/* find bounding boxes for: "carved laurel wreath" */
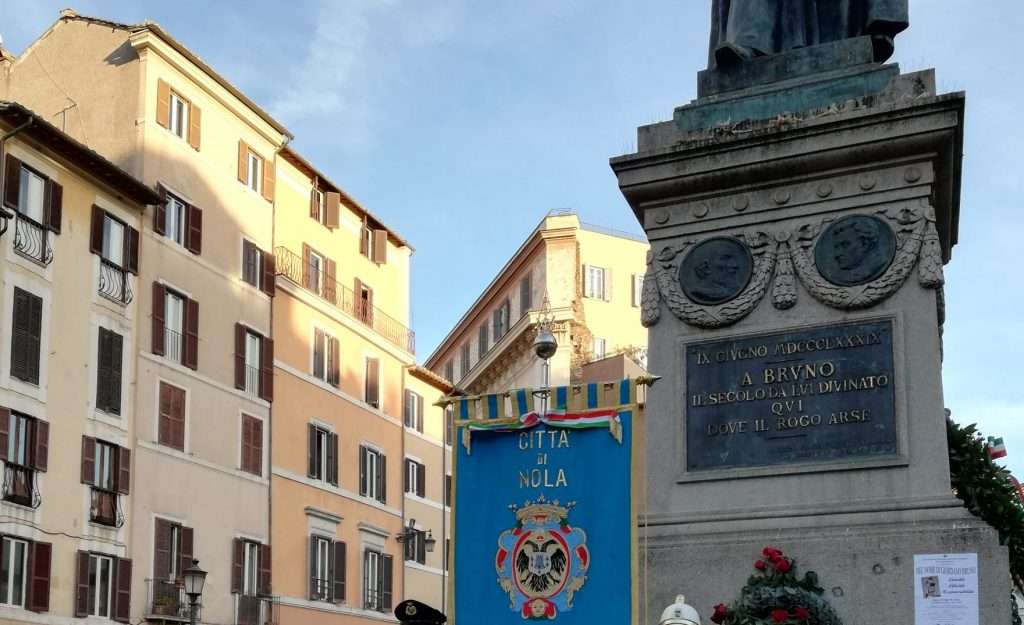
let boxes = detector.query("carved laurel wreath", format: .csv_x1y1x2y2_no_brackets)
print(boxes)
641,203,945,329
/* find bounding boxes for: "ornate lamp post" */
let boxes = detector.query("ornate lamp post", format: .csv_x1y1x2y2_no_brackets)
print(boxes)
396,518,436,552
181,559,207,625
532,297,557,415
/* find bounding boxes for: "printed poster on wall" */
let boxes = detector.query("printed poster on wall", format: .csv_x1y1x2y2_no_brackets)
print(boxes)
913,553,979,625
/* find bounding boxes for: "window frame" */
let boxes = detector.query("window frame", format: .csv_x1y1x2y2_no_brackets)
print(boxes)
168,91,190,140
16,163,46,224
87,553,114,618
404,458,421,496
403,390,422,432
586,265,607,300
164,289,186,364
592,336,607,360
164,191,188,247
243,329,262,396
246,150,263,194
95,326,124,416
363,549,381,610
362,446,382,501
311,535,331,602
0,535,28,607
310,425,330,481
242,239,263,289
157,381,187,451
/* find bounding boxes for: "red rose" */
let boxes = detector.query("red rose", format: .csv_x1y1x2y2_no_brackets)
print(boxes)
794,607,811,620
762,546,782,558
754,560,767,570
771,609,789,623
775,559,793,573
711,603,728,624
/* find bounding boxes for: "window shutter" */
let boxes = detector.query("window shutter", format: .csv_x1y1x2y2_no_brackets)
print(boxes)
156,79,171,128
520,275,532,314
97,329,111,411
152,282,166,355
309,186,320,219
359,226,369,257
261,250,276,297
257,543,271,596
417,531,427,564
32,419,49,472
184,298,199,370
417,462,425,498
259,335,274,402
0,407,9,462
330,337,340,387
402,390,410,426
237,140,248,184
3,155,21,209
308,537,318,599
381,554,393,610
261,156,275,202
325,192,340,228
90,205,104,255
187,103,201,150
240,416,252,472
604,267,613,301
332,541,346,602
379,453,387,504
26,291,42,384
114,558,132,623
307,425,318,478
492,308,501,339
323,258,337,304
362,550,371,607
365,357,379,408
45,180,62,233
125,226,140,274
372,229,387,264
155,186,167,235
179,526,194,581
417,395,424,433
27,540,52,613
231,538,244,594
313,328,325,379
359,446,367,495
10,290,29,381
74,551,89,617
186,204,202,255
302,244,313,290
234,324,246,390
354,277,365,322
251,417,263,476
109,332,123,415
154,518,172,579
81,436,95,485
116,445,131,495
326,432,338,486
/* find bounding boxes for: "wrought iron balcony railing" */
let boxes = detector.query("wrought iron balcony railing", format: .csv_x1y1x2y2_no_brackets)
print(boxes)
244,364,260,396
274,246,415,354
235,593,274,625
89,487,125,528
13,212,53,266
2,463,41,508
144,579,199,622
164,328,184,365
98,258,133,305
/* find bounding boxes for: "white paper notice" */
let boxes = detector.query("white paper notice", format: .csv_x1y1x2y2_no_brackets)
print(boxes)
914,553,979,625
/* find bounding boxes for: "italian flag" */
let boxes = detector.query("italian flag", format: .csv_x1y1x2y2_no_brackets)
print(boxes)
988,437,1007,460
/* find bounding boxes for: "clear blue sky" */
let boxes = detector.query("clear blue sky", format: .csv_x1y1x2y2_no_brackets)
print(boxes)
3,2,1021,476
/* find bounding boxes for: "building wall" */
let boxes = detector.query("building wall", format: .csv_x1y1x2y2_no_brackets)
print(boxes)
576,227,648,360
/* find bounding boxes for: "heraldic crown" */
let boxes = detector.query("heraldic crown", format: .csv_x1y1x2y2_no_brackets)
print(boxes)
509,494,576,525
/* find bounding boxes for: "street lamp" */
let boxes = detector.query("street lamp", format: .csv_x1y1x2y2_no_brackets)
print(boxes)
397,518,436,553
181,559,207,625
532,296,557,415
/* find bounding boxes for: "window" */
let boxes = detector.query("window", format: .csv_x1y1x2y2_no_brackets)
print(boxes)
234,324,273,402
164,193,187,246
10,288,42,385
313,329,340,387
244,331,261,395
101,215,124,267
459,344,471,378
592,337,607,360
240,415,263,476
155,189,201,254
445,406,453,447
74,552,129,619
96,328,123,415
360,225,387,264
362,550,392,612
632,273,644,308
359,445,386,504
309,536,344,603
444,361,454,383
83,437,129,528
247,151,263,194
307,250,323,295
403,390,423,433
242,541,259,596
157,80,200,149
585,265,610,300
478,324,489,359
355,280,373,325
169,92,189,139
404,530,427,565
151,518,191,616
3,157,61,263
492,299,510,339
404,459,425,498
242,240,262,289
158,382,186,451
17,167,46,224
307,425,337,486
0,537,27,607
152,283,198,369
165,290,185,364
88,554,113,617
312,189,326,223
237,141,273,202
520,274,532,316
360,227,373,259
232,539,270,600
364,357,380,409
91,207,139,303
1,410,49,508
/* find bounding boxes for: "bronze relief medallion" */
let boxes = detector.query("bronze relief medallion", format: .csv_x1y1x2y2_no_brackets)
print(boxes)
814,214,897,286
679,237,753,305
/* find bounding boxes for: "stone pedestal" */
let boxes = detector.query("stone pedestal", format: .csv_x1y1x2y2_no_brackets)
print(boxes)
612,52,1009,624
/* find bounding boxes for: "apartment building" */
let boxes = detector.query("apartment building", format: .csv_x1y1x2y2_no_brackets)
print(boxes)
0,101,159,622
3,12,287,624
425,211,649,394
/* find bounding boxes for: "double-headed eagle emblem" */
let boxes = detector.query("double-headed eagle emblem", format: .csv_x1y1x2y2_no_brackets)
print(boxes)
495,495,590,620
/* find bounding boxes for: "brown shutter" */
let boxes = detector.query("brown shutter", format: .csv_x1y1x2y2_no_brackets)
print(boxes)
261,250,276,297
604,267,613,301
81,436,95,485
125,226,140,274
156,79,171,128
372,229,387,264
90,205,104,254
114,558,132,623
45,180,62,233
332,541,346,602
325,192,340,228
259,336,274,402
237,140,248,184
381,554,393,610
186,204,202,255
359,446,367,495
261,155,275,202
183,298,199,370
326,432,337,486
155,186,167,235
249,417,263,476
108,332,123,415
179,527,194,581
379,453,387,504
234,324,246,390
116,445,131,495
365,357,379,407
302,244,312,290
323,258,336,304
309,537,319,599
151,282,166,355
240,416,252,472
417,462,425,498
158,383,172,447
417,395,425,433
154,518,172,579
32,419,49,472
27,540,52,612
354,278,364,321
187,103,201,150
259,543,272,596
330,338,340,386
0,407,9,462
359,226,369,256
231,538,244,594
74,551,89,617
309,186,319,219
3,155,21,210
308,425,318,478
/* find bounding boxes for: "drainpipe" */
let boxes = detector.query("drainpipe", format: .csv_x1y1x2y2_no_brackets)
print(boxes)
0,114,34,235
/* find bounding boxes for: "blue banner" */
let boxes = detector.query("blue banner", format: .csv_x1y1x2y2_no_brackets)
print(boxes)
452,408,635,624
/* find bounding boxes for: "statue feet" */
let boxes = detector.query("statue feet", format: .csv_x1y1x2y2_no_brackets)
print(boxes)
714,43,757,67
870,34,895,63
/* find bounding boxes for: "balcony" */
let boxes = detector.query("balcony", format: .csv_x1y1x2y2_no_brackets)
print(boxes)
274,246,415,354
144,580,199,622
164,328,184,364
235,594,275,625
2,463,41,508
12,212,53,266
99,258,133,304
89,488,125,527
244,364,259,396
